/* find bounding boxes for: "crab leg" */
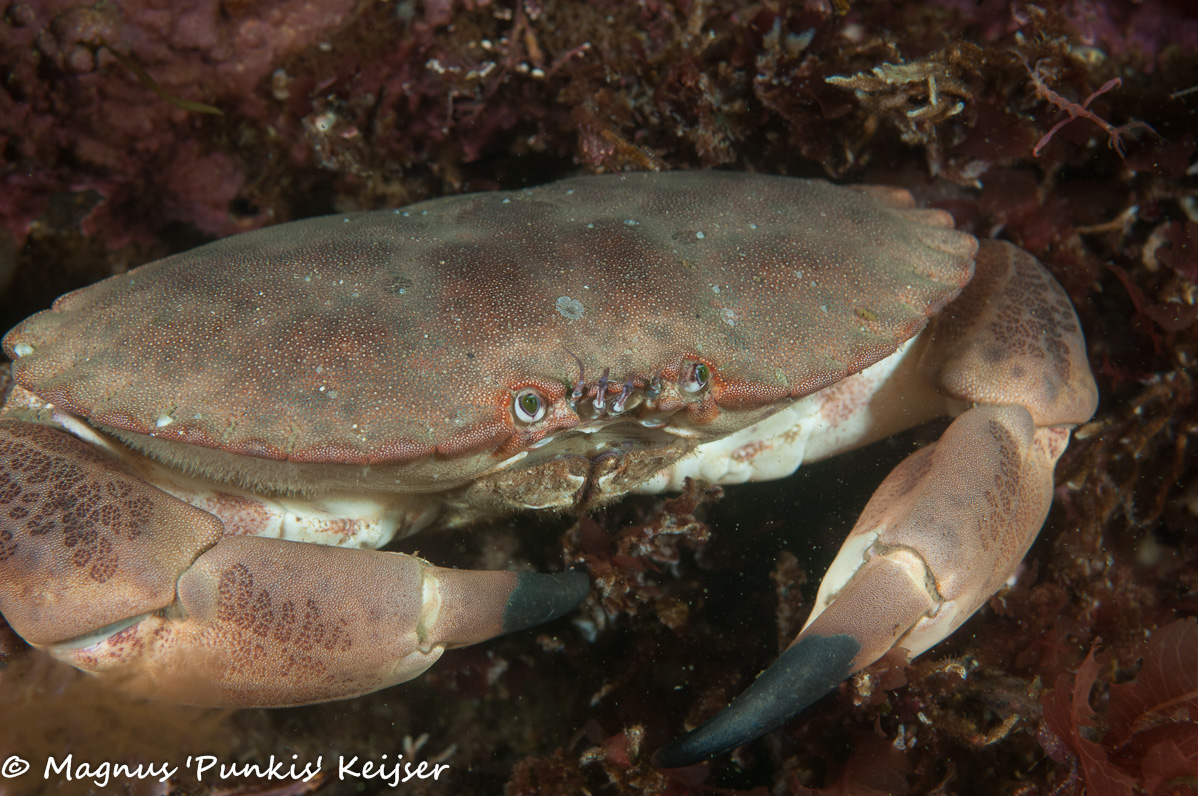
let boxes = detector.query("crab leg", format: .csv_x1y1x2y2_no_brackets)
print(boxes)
0,421,587,707
655,241,1098,766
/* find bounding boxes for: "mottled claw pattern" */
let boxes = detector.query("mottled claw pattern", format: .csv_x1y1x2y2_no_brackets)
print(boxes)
0,421,587,706
654,240,1095,766
0,173,1095,762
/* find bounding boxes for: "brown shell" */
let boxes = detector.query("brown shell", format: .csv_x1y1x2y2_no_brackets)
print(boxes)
4,172,976,471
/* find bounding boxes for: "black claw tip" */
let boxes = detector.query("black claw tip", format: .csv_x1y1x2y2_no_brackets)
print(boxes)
652,633,861,769
502,570,590,634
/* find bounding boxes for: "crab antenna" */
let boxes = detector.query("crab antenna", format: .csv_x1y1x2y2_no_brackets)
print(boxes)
594,368,610,412
564,348,586,407
647,371,662,401
611,375,636,414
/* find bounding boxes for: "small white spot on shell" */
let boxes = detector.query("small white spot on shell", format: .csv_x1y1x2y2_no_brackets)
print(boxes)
749,222,758,230
624,219,639,226
711,285,721,294
12,343,32,357
720,308,737,326
556,296,585,321
695,230,705,239
155,414,174,428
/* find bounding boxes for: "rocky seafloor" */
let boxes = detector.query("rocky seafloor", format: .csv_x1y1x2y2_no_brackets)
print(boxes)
0,0,1195,794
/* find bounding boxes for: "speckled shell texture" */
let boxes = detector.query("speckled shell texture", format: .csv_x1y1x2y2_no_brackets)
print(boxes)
5,172,976,468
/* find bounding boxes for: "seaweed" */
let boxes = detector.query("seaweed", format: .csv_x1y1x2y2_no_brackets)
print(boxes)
1039,619,1198,795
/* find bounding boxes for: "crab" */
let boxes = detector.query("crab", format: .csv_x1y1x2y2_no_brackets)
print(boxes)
0,171,1096,766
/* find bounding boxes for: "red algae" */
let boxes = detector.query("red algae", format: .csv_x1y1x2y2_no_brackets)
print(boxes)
1038,619,1198,795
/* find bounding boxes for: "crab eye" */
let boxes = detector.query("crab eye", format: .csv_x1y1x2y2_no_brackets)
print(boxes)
682,361,711,393
513,388,547,423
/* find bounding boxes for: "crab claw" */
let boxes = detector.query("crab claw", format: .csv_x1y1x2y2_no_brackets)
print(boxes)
0,421,588,706
654,404,1068,767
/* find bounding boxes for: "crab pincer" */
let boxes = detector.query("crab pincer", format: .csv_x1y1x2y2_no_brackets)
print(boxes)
0,421,586,706
654,242,1096,766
